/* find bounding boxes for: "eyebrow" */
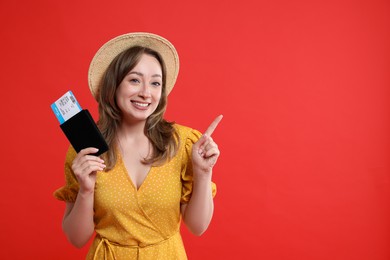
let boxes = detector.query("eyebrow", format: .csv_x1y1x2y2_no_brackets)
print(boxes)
128,71,162,78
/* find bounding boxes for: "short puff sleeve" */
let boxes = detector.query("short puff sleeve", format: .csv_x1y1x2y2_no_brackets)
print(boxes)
53,146,79,202
180,128,217,204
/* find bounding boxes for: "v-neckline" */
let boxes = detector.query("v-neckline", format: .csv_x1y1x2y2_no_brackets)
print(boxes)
117,149,153,192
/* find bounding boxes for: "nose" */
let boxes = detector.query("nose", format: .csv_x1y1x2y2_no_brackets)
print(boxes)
138,83,151,98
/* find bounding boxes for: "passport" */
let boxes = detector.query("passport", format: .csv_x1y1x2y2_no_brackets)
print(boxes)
51,91,108,156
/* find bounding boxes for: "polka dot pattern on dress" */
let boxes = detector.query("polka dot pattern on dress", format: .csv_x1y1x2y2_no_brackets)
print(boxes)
54,124,217,259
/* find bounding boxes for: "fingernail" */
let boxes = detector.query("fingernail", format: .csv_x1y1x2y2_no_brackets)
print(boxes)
198,149,203,155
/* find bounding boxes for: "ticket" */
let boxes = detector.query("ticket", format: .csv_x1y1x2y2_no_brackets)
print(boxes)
51,90,82,124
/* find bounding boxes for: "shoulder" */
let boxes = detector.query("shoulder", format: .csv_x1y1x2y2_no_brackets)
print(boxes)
65,145,77,163
173,123,201,137
173,123,202,145
173,123,194,133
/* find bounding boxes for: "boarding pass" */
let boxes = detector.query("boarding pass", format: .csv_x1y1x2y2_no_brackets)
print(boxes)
51,90,82,124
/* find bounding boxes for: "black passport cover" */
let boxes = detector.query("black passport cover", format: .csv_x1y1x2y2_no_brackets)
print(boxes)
60,109,108,156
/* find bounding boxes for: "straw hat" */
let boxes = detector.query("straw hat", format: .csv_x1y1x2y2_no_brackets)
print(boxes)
88,32,179,99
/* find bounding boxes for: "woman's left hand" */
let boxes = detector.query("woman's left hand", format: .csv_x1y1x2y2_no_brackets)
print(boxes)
192,115,223,175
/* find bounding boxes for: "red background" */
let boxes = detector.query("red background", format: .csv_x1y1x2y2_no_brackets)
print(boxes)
1,0,389,259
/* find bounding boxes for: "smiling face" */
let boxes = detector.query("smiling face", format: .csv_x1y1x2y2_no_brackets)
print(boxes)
115,53,163,124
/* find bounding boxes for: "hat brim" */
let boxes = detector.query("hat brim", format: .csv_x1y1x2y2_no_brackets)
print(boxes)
88,32,179,100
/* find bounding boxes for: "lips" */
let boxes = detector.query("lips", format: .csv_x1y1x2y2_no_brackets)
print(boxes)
131,101,150,108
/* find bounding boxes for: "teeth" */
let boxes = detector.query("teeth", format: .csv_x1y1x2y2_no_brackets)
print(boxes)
133,102,149,107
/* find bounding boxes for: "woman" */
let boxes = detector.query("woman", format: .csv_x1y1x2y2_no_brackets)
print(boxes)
54,32,222,259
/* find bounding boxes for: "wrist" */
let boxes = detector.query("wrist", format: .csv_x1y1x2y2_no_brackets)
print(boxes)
78,189,94,199
193,171,213,182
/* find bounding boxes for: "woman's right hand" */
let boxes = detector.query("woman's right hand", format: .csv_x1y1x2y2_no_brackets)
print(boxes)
71,147,106,194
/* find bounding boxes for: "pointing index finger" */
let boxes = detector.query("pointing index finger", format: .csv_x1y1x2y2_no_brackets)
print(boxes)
204,115,223,136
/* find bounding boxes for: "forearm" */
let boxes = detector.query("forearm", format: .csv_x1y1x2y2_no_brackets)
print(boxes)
182,172,214,236
63,191,95,248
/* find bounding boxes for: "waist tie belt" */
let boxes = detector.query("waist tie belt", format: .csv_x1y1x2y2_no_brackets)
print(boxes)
93,232,178,260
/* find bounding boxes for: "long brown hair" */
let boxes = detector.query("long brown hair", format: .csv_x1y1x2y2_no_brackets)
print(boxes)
97,46,179,170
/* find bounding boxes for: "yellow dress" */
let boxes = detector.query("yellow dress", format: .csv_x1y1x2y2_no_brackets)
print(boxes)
54,124,217,260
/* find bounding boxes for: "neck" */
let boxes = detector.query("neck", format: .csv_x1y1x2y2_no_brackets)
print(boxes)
116,119,151,160
117,118,147,141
